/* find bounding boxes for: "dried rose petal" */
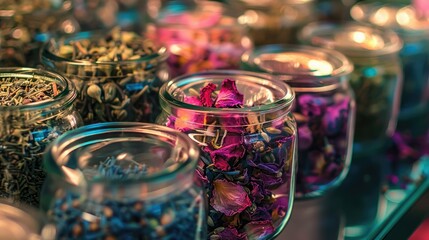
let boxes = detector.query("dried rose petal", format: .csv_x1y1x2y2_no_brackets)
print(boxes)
298,125,313,150
298,94,328,117
214,78,244,108
216,227,247,240
243,220,275,239
210,143,246,171
270,196,289,221
211,179,252,216
200,83,217,107
184,95,202,106
322,97,349,136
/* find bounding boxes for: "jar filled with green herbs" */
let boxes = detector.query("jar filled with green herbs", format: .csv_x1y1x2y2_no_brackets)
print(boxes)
299,22,403,155
41,27,169,124
0,67,82,207
0,0,80,67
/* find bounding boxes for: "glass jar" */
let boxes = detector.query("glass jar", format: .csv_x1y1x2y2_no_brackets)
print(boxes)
157,70,297,239
41,28,169,124
351,1,429,135
146,0,253,78
42,122,206,239
237,0,316,46
299,22,403,155
0,199,56,240
241,44,356,198
0,67,82,207
0,0,80,67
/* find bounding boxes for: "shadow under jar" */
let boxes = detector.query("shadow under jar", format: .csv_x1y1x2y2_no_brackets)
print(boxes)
145,0,253,78
299,22,403,156
41,28,169,124
0,67,82,207
0,0,80,67
156,70,297,239
351,1,429,135
241,44,356,199
41,122,206,240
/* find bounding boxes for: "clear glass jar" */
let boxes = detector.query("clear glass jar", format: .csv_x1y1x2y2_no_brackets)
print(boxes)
42,122,206,239
0,199,56,240
237,0,316,46
0,0,80,67
351,1,429,135
146,0,253,77
0,67,82,207
41,28,170,124
241,44,356,198
299,22,403,155
157,70,297,239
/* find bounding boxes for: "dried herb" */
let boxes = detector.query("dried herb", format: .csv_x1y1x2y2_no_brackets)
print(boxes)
0,75,76,206
163,79,295,239
43,27,167,124
294,92,352,197
49,156,204,239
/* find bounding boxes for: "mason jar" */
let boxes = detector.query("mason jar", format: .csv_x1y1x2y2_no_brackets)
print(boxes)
41,28,170,124
157,70,297,239
0,0,80,67
0,199,56,240
351,1,429,135
145,0,253,78
42,122,206,239
241,44,356,198
299,22,403,155
0,67,82,207
237,0,316,46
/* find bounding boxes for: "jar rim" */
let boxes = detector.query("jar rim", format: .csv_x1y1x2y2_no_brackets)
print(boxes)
159,69,295,115
41,30,169,67
298,21,403,57
0,67,77,113
241,44,353,82
44,122,200,185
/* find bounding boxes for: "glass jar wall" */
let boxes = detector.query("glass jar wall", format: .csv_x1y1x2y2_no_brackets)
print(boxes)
351,1,429,135
42,122,206,239
0,67,82,207
156,70,297,239
299,22,403,155
41,28,170,124
145,0,253,77
0,0,80,67
241,44,356,198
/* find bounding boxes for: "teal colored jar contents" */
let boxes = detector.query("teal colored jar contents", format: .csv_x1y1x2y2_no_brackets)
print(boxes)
299,22,403,154
241,44,356,198
42,122,206,239
157,70,297,239
351,1,429,135
0,68,82,207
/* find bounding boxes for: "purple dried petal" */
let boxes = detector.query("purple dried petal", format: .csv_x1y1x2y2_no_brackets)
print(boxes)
200,83,217,107
247,153,282,174
219,114,248,133
298,94,328,117
270,196,289,221
298,125,313,150
243,220,275,239
209,143,245,171
214,78,244,108
322,97,349,136
251,181,266,203
211,179,252,216
252,171,285,189
217,227,247,240
184,95,202,106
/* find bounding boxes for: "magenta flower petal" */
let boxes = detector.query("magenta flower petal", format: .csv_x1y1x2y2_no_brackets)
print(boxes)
217,227,247,240
210,143,246,171
243,220,275,239
214,78,244,108
211,179,252,216
184,95,202,106
322,97,349,136
298,94,328,117
298,125,313,150
200,83,217,107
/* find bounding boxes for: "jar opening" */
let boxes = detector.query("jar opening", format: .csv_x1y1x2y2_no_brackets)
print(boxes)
45,123,199,185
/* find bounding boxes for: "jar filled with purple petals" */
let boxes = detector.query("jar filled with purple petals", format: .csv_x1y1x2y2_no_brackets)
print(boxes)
241,44,356,198
157,70,297,239
145,0,253,78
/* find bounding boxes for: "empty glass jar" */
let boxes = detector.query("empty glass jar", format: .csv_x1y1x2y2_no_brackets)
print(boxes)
241,44,356,198
145,0,253,77
157,70,297,239
351,1,429,135
299,22,403,155
0,67,82,207
42,122,206,239
41,28,169,124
